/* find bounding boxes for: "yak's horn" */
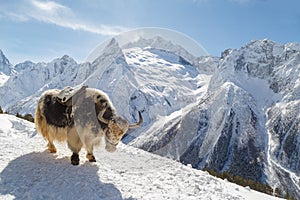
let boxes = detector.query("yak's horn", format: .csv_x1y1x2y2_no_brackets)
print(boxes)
98,109,109,124
129,111,143,129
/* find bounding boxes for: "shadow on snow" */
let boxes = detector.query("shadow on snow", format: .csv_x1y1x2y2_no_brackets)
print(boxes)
0,152,128,200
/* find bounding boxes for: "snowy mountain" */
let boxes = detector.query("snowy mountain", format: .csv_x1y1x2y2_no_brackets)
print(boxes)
0,54,79,114
122,36,197,64
0,37,299,198
214,40,300,198
0,50,13,87
0,114,282,199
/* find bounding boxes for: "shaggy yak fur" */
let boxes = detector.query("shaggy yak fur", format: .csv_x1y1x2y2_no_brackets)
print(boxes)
35,86,142,165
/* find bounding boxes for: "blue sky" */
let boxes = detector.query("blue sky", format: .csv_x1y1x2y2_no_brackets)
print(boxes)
0,0,299,64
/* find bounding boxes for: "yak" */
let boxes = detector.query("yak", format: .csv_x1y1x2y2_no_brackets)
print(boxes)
35,86,143,165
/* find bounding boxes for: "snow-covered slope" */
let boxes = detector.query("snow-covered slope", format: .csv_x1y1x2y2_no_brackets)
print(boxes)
0,37,299,198
0,114,281,200
123,36,198,64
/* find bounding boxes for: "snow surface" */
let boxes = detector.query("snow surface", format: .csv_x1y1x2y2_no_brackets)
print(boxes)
0,114,281,200
0,73,9,87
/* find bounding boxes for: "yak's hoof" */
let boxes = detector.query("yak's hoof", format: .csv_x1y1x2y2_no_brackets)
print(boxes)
71,153,80,165
49,148,57,153
47,144,57,153
87,154,96,162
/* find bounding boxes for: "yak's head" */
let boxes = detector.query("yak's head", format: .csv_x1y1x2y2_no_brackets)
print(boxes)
98,109,143,152
70,87,143,152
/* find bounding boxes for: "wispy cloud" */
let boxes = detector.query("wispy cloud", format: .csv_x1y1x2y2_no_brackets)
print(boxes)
0,0,129,36
30,0,65,12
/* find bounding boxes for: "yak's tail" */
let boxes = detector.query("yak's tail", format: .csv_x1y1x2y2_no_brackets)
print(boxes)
35,100,48,140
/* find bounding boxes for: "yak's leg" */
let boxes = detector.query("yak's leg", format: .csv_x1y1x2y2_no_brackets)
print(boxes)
42,124,56,153
85,140,96,162
47,141,57,153
70,153,80,166
67,127,83,165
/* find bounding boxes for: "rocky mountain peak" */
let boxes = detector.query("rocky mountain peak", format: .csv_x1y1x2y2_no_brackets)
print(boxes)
0,50,12,75
91,38,124,65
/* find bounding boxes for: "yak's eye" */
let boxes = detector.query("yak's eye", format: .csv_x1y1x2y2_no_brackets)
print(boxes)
97,95,101,99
